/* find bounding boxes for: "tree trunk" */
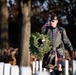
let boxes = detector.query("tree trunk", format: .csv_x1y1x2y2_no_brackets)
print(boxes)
0,1,9,49
20,0,31,66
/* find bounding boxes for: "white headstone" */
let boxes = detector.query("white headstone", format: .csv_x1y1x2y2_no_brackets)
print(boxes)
72,60,76,75
35,71,50,75
4,63,11,75
39,61,42,71
36,61,39,72
11,65,19,75
32,61,36,74
20,67,32,75
0,62,4,75
65,60,69,75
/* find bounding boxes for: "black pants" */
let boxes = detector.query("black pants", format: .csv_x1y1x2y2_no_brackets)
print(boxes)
50,69,62,75
50,71,56,75
49,68,56,75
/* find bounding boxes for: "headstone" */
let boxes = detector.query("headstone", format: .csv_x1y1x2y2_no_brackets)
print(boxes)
4,63,11,75
20,67,32,75
0,62,4,75
11,65,19,75
65,60,69,75
72,60,76,75
35,71,50,75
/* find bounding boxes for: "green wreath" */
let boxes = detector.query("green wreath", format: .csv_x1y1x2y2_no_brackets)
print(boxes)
30,32,52,59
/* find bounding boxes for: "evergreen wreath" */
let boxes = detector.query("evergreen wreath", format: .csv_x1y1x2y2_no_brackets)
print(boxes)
30,32,52,59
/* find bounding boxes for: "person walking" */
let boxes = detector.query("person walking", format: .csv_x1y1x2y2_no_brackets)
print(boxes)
41,13,73,75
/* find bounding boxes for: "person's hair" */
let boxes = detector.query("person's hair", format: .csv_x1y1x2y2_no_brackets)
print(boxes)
49,13,58,21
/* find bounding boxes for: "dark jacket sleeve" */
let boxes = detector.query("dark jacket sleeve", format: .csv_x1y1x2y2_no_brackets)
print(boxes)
41,24,49,34
62,28,73,51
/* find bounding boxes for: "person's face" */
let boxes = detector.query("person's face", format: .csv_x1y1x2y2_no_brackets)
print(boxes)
50,16,58,28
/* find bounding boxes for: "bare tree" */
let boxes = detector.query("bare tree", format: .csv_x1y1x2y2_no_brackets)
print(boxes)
0,0,9,49
18,0,31,66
